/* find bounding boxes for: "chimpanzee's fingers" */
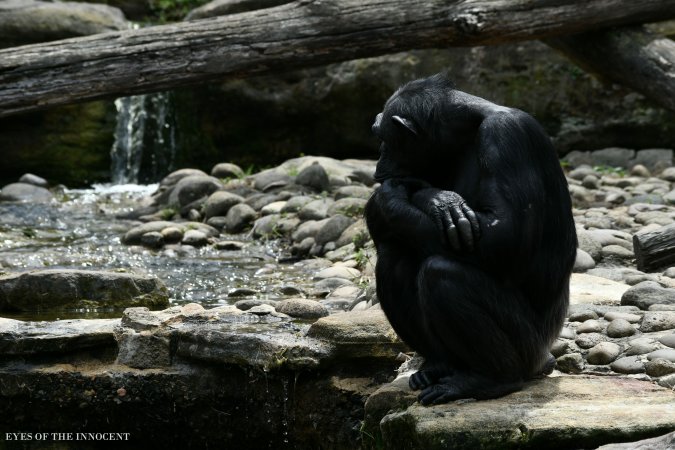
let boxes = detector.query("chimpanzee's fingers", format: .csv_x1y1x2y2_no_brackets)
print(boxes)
462,204,481,240
446,204,466,251
441,208,461,251
456,217,474,251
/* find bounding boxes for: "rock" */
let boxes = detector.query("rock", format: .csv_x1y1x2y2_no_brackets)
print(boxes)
660,334,675,349
622,281,675,309
123,221,218,245
630,164,651,177
659,374,675,389
573,249,595,272
252,214,299,238
260,201,287,216
551,339,570,358
555,353,584,373
204,191,244,218
185,0,290,20
211,162,244,179
327,197,368,218
168,175,224,207
295,162,330,192
631,148,674,173
315,215,355,247
0,317,117,355
0,182,53,202
161,227,183,243
0,0,127,48
215,240,246,251
626,338,659,356
648,349,675,362
335,219,370,248
298,198,335,221
245,193,282,211
597,432,675,450
276,299,329,320
281,195,314,213
234,299,278,311
374,375,675,449
569,310,598,322
224,203,257,233
610,356,645,374
586,342,622,365
18,173,48,187
603,311,642,323
645,359,675,377
639,311,675,332
606,319,636,338
186,208,202,222
559,327,576,339
227,287,257,298
314,266,361,281
0,269,169,311
335,185,372,200
181,230,208,247
291,219,328,242
576,333,606,349
115,326,171,369
140,231,164,248
253,170,292,191
576,319,604,334
570,274,630,305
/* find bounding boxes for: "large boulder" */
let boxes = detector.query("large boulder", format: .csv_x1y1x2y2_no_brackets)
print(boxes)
0,269,169,311
0,182,53,202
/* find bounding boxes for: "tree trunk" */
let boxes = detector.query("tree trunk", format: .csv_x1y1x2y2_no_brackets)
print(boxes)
546,26,675,112
633,223,675,272
1,0,675,117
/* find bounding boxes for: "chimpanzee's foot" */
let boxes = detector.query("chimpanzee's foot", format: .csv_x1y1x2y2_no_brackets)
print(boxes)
418,371,523,405
409,361,454,391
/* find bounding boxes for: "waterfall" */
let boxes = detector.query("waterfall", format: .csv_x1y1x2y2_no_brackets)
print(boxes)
110,92,176,184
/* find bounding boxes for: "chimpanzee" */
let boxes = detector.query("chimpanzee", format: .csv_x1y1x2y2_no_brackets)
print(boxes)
364,73,577,405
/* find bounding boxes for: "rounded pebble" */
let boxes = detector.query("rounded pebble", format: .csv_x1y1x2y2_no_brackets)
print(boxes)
576,332,606,349
606,318,636,338
659,334,675,349
569,310,598,322
586,342,622,365
576,319,604,334
645,358,675,377
276,298,329,320
610,356,645,374
603,311,642,323
647,349,675,362
556,353,584,374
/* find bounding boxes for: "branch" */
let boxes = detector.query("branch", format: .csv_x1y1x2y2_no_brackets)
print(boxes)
547,26,675,112
1,0,675,117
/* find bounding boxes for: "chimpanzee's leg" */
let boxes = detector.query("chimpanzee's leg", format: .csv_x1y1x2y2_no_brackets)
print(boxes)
409,256,551,404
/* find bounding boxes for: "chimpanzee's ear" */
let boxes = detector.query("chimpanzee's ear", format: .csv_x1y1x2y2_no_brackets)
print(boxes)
391,115,418,136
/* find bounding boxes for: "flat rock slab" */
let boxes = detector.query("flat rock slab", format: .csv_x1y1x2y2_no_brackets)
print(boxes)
570,274,631,305
0,317,118,355
375,375,675,449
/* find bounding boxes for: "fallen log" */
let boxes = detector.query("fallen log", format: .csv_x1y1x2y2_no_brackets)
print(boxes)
546,26,675,112
633,223,675,272
1,0,675,117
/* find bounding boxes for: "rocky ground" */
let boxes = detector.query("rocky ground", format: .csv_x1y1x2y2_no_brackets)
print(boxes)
1,150,675,448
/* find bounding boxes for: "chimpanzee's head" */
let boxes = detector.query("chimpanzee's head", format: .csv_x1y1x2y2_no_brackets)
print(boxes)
372,73,481,183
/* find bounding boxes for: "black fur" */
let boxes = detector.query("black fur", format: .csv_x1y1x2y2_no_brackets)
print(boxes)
365,74,577,405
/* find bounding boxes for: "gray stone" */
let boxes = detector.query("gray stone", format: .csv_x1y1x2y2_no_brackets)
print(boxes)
295,162,330,192
568,165,597,180
606,319,636,338
234,299,278,311
168,175,223,207
586,342,622,365
626,338,659,356
631,148,674,172
245,193,281,211
622,281,675,309
551,339,570,358
610,356,646,374
204,191,244,218
0,182,53,202
576,332,606,349
291,237,315,256
227,287,257,298
215,240,246,251
276,298,329,320
645,359,675,377
559,327,576,340
186,208,202,222
186,0,290,20
18,173,48,187
649,304,675,311
603,311,642,323
253,169,292,192
569,310,598,322
315,215,355,247
252,214,299,238
648,349,675,363
629,164,651,177
327,197,368,218
123,221,218,245
0,269,169,311
140,231,164,248
573,249,595,272
182,229,208,247
556,353,585,373
659,334,675,349
334,185,372,200
224,203,257,233
281,195,313,213
592,148,636,168
211,162,244,179
659,374,675,389
335,219,370,249
640,311,675,333
601,245,634,259
260,200,287,216
314,266,361,280
298,198,335,221
577,319,604,334
160,226,183,243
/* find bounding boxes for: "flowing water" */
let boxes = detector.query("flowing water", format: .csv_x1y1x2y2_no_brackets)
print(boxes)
0,184,315,321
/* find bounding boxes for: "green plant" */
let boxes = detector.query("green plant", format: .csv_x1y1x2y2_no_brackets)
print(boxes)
593,165,626,177
149,0,211,23
159,208,177,220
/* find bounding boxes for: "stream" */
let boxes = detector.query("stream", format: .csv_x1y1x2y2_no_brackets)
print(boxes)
0,183,315,321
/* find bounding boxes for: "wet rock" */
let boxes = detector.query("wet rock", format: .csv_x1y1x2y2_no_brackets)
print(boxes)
586,342,622,365
0,269,169,311
659,374,675,389
140,231,164,248
182,230,208,247
18,173,48,187
276,298,329,320
645,359,675,377
606,319,636,338
224,203,257,233
555,354,584,373
0,182,53,202
295,162,330,192
204,191,244,219
622,281,675,309
252,214,299,238
115,326,171,369
647,349,675,362
610,356,645,374
234,299,278,311
639,311,675,332
211,162,244,179
227,287,258,298
168,175,224,207
215,240,246,251
0,317,117,355
123,221,218,245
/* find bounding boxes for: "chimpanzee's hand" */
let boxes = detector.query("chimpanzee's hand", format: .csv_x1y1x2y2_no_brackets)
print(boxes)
415,190,480,252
